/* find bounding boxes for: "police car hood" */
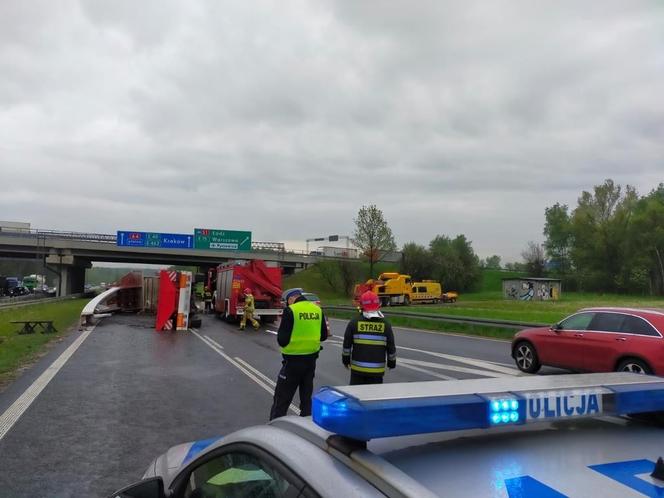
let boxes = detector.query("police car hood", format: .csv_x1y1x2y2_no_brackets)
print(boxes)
145,436,223,482
371,416,664,498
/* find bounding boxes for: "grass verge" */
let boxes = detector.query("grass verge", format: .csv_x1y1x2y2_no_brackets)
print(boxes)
290,266,664,332
325,310,516,340
0,299,86,387
398,293,664,324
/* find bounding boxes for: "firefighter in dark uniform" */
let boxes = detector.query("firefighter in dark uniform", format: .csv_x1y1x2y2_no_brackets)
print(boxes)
342,290,396,385
269,288,328,420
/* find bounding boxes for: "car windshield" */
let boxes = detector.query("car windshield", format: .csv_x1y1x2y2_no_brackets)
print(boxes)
303,293,320,302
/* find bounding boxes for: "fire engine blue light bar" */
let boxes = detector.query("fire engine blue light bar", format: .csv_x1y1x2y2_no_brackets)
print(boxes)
311,374,664,441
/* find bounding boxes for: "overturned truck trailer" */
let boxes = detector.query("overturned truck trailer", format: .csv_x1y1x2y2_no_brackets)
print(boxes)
155,270,198,331
79,272,144,327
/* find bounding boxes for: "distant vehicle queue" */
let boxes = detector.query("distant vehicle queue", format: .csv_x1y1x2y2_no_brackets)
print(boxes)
0,274,53,297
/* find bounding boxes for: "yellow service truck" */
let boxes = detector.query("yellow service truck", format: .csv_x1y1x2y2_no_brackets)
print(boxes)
355,273,453,306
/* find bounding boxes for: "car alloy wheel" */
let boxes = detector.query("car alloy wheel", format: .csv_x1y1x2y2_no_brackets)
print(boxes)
621,362,646,374
516,344,534,370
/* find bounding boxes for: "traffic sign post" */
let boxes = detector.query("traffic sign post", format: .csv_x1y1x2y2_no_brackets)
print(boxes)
194,229,252,251
117,231,194,249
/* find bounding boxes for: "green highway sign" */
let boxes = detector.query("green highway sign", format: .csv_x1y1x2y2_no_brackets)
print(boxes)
194,228,252,251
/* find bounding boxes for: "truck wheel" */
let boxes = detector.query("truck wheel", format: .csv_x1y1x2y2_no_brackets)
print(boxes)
190,317,202,328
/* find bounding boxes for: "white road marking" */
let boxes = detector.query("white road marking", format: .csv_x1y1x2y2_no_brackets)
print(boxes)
266,330,277,335
328,317,512,343
234,357,300,415
325,333,518,376
204,335,224,349
326,342,496,379
399,357,505,378
0,325,96,442
191,329,299,415
395,346,520,376
397,362,457,380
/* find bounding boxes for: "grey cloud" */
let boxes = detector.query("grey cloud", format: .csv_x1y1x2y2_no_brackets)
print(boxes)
1,0,663,261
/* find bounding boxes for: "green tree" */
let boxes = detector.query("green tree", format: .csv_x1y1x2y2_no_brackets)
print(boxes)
628,184,664,295
570,179,638,291
429,235,481,292
314,261,342,294
484,255,501,269
400,242,432,280
543,203,572,275
504,262,526,272
352,205,397,278
521,241,546,277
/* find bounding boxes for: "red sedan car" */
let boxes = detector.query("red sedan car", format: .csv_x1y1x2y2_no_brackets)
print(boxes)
512,307,664,375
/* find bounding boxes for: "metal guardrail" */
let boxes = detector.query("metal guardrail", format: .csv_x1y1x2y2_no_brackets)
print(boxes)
0,293,85,310
0,293,47,306
323,305,550,330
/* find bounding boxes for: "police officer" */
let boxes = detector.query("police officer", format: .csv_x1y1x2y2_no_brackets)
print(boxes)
342,290,396,385
240,288,260,330
269,288,328,420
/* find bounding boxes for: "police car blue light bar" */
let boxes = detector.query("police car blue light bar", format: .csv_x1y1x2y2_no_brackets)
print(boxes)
311,373,664,441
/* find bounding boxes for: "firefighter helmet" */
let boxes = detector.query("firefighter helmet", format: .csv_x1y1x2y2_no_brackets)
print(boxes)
359,291,381,312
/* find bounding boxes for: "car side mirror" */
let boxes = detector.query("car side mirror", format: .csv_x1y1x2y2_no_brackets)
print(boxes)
551,323,562,332
108,477,165,498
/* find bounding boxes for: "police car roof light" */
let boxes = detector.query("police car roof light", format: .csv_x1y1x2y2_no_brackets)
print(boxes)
311,373,664,441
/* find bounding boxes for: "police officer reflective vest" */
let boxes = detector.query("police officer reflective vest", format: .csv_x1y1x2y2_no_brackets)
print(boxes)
280,300,323,355
342,314,396,376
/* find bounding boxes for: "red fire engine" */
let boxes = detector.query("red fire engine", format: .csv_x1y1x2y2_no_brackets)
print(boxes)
212,260,283,323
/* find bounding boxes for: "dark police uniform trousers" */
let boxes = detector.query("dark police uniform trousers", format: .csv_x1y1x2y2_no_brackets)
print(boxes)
269,297,328,420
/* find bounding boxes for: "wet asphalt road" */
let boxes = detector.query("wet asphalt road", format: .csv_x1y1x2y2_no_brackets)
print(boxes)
0,313,537,498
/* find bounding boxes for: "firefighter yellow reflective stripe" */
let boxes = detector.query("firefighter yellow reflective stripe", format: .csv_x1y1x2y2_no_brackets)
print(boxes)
351,360,385,373
351,365,386,373
354,339,387,346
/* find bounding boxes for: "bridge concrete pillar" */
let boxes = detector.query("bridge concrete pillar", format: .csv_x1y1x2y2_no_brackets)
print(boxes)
46,252,90,296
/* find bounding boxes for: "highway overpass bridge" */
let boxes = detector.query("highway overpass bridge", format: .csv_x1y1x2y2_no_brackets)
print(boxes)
0,230,317,296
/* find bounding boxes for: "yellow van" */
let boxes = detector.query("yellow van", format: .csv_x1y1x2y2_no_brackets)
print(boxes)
411,280,442,304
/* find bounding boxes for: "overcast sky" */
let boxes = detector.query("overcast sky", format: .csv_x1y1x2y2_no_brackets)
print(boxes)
1,1,663,261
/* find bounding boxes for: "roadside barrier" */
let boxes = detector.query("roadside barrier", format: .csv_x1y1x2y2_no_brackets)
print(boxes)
323,305,549,330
